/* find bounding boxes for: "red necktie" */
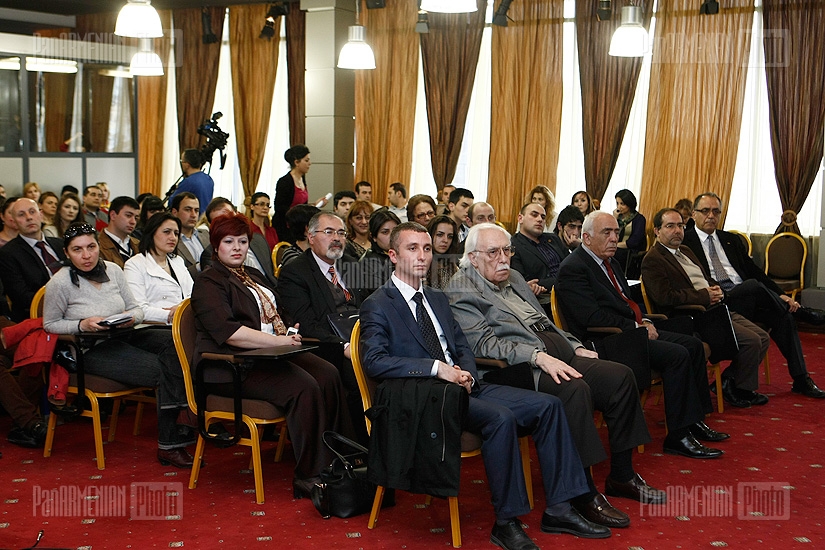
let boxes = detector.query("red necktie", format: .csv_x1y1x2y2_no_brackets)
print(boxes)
36,241,62,275
604,260,642,324
328,266,351,302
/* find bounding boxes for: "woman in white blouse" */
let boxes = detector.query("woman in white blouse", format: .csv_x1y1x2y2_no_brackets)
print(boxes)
124,213,194,325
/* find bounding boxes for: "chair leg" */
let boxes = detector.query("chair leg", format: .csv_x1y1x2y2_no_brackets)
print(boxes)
712,364,724,413
189,436,206,490
273,424,287,463
367,486,385,529
247,420,265,504
133,401,145,436
87,392,106,470
518,437,533,510
108,398,122,443
763,354,771,385
43,409,58,458
449,496,462,548
424,495,433,506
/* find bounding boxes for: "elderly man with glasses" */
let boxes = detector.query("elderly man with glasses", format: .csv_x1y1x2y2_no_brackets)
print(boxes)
444,223,665,530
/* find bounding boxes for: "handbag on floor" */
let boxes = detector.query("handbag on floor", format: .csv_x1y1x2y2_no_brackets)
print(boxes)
310,431,377,519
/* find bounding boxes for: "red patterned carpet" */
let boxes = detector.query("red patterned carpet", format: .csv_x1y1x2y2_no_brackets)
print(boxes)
2,333,825,549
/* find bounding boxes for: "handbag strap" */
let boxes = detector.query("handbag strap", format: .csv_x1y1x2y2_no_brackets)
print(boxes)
322,431,368,473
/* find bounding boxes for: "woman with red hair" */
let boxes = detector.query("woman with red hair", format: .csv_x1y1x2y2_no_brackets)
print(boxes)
190,213,351,498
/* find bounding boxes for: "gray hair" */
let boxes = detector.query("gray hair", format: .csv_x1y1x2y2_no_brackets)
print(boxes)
307,211,344,234
582,211,613,238
459,223,511,268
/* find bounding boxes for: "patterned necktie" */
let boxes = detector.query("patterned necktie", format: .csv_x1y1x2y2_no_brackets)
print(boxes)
706,235,735,291
412,292,446,362
604,260,642,324
36,241,61,275
113,239,132,263
328,265,352,301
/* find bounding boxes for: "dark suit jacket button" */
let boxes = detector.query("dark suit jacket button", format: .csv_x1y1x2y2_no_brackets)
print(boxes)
430,432,437,439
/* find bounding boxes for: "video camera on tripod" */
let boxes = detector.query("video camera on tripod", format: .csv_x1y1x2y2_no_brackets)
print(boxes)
198,111,230,170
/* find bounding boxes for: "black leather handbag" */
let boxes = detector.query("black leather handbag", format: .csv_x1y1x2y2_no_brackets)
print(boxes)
310,431,377,519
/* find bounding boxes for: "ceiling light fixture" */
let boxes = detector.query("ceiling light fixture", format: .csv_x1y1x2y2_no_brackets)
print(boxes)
608,4,649,57
114,0,163,38
492,0,513,27
202,7,219,44
415,9,429,33
420,0,477,13
337,0,376,70
700,0,719,15
597,0,612,21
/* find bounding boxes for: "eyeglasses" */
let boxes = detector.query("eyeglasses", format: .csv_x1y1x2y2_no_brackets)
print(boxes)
313,228,347,237
662,222,686,230
695,208,722,216
63,223,96,240
473,246,515,259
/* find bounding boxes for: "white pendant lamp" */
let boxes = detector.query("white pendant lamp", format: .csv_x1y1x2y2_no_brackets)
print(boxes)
115,0,163,38
337,1,376,70
420,0,478,13
608,6,649,57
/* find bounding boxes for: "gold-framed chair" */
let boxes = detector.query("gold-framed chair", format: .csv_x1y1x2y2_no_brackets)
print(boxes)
172,299,288,504
350,320,531,548
727,230,753,257
34,287,155,470
271,241,291,278
764,232,807,302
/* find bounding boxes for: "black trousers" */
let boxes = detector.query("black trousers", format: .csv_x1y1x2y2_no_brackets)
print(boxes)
725,279,807,379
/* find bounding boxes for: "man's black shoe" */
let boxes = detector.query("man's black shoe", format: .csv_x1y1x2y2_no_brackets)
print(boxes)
738,389,769,406
795,306,825,326
663,433,723,459
792,376,825,399
8,427,39,448
540,508,611,538
573,492,630,527
718,378,751,408
689,421,730,442
490,520,539,550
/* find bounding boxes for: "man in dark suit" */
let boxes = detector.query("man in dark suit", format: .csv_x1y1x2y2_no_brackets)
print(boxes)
0,198,66,321
171,192,210,278
556,211,726,459
642,208,769,408
360,222,610,549
98,196,139,268
511,203,572,294
683,192,825,398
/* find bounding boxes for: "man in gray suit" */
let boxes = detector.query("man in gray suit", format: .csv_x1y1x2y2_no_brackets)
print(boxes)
170,192,210,277
444,223,664,529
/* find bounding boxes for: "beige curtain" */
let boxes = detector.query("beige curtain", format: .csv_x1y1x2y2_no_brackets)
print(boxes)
639,0,753,225
355,0,418,202
488,0,564,228
174,6,225,152
229,4,280,208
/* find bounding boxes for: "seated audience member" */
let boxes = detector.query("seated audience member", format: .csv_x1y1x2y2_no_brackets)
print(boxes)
447,223,664,527
344,200,373,259
192,213,351,497
446,188,474,243
510,203,567,295
436,184,455,216
98,196,140,268
572,190,595,216
0,184,5,198
60,185,79,198
43,193,83,239
426,215,459,290
386,182,409,223
81,185,109,230
124,213,194,325
248,192,278,251
355,180,382,212
359,209,401,295
360,222,610,546
136,192,154,206
43,223,195,468
468,202,496,227
171,192,209,277
132,196,165,240
406,194,437,227
0,196,19,247
554,204,585,250
556,211,727,458
38,192,59,227
333,190,356,219
97,182,111,213
674,198,695,231
23,182,41,203
528,185,557,230
641,208,768,408
0,198,66,321
684,193,825,398
280,204,321,268
199,198,278,288
613,188,646,277
278,212,369,443
170,149,215,216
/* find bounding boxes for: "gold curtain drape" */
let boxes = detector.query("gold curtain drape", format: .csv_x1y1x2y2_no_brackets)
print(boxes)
488,0,564,228
763,0,825,235
285,6,306,146
639,0,753,225
229,4,280,209
576,0,651,203
420,0,486,190
355,0,418,202
174,6,225,152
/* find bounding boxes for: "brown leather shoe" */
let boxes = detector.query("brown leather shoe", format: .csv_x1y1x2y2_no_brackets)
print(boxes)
573,493,630,528
157,448,195,468
605,473,667,505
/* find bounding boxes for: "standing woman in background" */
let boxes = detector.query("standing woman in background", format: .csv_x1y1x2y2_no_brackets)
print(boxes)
613,188,647,278
248,192,278,251
272,145,328,240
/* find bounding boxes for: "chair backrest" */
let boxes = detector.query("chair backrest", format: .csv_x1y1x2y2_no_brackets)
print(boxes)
30,286,46,318
171,298,199,414
639,278,655,314
271,241,291,278
549,286,567,330
764,232,806,280
728,230,753,256
349,319,378,434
